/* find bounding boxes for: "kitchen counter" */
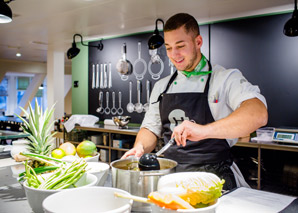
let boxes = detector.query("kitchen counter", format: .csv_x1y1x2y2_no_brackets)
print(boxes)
0,153,297,213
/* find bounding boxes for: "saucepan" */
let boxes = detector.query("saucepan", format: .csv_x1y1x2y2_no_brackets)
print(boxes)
111,158,177,212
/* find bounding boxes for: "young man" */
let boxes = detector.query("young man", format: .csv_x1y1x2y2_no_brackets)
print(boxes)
122,13,268,190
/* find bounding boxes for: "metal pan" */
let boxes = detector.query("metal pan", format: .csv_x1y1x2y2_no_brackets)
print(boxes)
116,43,133,75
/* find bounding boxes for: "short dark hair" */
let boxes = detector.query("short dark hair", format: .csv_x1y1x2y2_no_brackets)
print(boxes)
164,13,200,36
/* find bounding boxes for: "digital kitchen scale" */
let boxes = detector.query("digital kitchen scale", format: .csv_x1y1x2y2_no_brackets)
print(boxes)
273,128,298,145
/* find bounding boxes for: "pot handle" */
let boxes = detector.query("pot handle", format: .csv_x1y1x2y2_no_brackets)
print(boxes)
139,172,166,177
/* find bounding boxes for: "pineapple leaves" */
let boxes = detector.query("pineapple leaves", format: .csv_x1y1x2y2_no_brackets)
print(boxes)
14,98,56,156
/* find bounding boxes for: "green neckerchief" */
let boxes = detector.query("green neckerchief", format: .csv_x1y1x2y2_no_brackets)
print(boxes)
182,54,212,78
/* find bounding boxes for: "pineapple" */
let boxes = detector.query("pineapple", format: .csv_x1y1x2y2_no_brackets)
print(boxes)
15,99,56,168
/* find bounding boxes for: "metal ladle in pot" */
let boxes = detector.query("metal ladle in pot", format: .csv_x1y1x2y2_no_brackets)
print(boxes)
138,138,176,171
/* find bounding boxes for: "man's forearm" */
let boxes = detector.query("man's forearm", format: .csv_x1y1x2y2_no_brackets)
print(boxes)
205,98,268,139
134,127,158,153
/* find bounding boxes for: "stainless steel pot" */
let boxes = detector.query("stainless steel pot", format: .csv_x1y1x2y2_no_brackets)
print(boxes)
111,158,177,212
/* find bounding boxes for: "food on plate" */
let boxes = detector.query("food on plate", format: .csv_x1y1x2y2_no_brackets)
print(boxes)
59,142,76,155
51,148,66,159
76,140,97,158
148,172,224,210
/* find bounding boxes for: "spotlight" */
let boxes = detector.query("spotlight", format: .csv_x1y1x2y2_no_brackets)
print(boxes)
0,0,13,24
148,18,164,50
284,0,298,37
67,34,104,59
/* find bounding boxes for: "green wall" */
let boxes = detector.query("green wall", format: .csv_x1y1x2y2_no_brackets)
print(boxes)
71,43,89,114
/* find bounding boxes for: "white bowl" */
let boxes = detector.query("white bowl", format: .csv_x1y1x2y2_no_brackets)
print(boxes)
86,162,110,186
151,199,220,213
23,173,98,213
61,153,100,163
256,127,275,141
43,186,133,213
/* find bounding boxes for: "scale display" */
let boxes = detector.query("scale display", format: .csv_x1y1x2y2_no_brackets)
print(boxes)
273,128,298,144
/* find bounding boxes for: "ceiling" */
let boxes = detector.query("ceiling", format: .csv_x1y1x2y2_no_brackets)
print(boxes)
0,0,294,66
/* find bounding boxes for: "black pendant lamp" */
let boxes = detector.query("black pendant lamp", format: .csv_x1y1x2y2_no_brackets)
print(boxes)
148,18,164,50
67,34,104,59
284,0,298,37
0,0,13,23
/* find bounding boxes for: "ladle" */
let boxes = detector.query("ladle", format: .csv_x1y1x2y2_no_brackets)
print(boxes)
138,138,175,171
135,80,143,113
111,91,117,115
143,80,150,112
117,91,124,115
96,91,104,114
104,91,110,115
126,81,135,113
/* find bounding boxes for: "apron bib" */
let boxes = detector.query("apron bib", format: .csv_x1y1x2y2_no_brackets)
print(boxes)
158,64,236,189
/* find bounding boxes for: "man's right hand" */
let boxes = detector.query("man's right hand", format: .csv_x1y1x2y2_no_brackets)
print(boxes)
121,144,144,159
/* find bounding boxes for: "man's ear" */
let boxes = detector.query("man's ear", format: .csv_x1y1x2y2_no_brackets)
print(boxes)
195,35,203,49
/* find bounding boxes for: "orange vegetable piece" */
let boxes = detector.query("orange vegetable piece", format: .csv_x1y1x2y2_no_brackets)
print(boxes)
148,191,194,210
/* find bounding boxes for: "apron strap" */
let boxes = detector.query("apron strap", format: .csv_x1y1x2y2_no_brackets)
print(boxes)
152,71,178,104
153,59,213,104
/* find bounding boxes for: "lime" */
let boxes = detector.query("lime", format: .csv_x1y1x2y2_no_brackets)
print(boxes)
51,148,66,159
76,140,97,158
59,142,76,156
84,155,92,158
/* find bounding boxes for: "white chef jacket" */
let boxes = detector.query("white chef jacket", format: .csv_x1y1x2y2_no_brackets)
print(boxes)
141,63,267,188
141,63,267,146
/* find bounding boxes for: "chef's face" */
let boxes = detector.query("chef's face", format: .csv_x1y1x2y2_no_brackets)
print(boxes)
164,26,202,72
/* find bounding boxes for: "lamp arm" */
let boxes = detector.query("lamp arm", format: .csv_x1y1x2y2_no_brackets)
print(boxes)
155,18,164,31
73,34,103,51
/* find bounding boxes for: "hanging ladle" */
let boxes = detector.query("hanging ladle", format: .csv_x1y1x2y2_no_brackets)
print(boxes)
126,81,135,113
104,91,110,115
117,91,124,115
138,137,175,171
135,80,143,113
96,91,104,114
143,80,150,112
111,91,117,115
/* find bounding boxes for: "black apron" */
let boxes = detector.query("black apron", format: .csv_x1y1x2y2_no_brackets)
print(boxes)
157,64,236,190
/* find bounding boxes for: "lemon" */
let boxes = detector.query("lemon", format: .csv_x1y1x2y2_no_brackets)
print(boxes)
84,156,92,158
59,142,76,156
51,148,66,159
76,140,97,158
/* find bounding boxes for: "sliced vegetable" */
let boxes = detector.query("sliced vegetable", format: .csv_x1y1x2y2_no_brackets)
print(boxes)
148,191,194,210
20,152,88,190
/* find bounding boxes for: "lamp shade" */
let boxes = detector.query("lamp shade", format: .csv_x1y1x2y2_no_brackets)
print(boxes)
284,0,298,37
66,42,80,59
0,0,12,23
148,19,164,50
148,29,164,50
284,9,298,36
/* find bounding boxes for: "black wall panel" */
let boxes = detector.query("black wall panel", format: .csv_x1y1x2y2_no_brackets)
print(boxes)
88,26,209,124
211,13,298,128
88,13,298,128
